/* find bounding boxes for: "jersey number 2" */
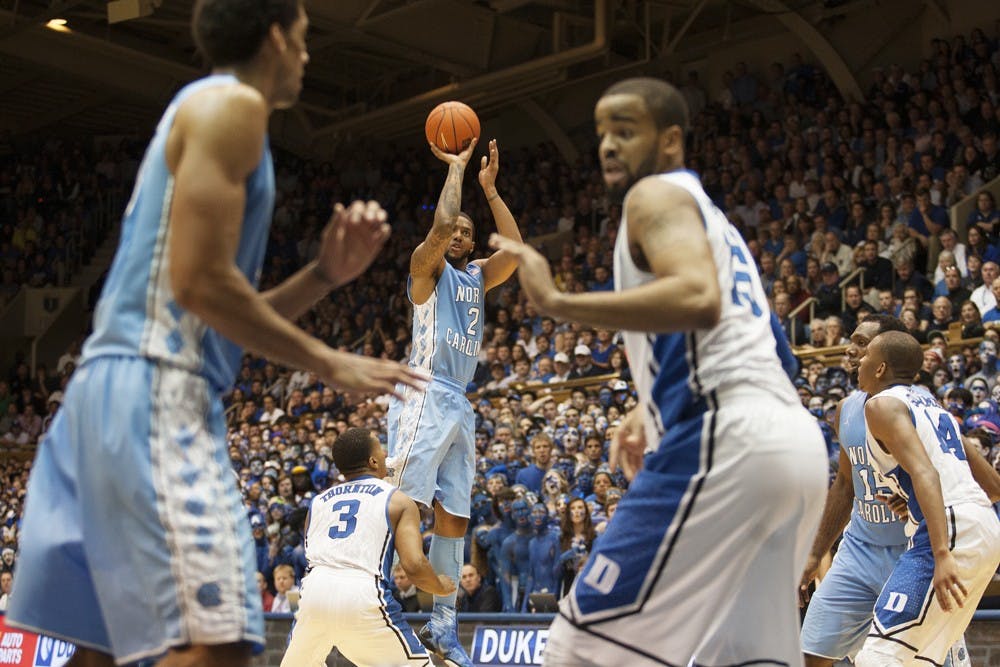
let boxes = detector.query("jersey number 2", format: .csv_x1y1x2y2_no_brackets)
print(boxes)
467,307,480,336
328,499,361,539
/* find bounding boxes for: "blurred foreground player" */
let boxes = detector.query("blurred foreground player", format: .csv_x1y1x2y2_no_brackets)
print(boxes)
853,332,1000,666
280,428,454,667
7,2,426,666
492,77,827,666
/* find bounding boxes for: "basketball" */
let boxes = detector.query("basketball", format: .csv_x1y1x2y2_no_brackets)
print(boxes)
424,101,480,154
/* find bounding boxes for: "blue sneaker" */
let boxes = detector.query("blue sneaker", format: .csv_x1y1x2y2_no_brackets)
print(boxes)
418,622,473,667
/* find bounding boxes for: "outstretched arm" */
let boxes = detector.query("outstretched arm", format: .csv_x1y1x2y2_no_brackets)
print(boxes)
800,404,852,606
410,140,478,304
866,396,967,611
475,140,523,291
490,176,721,332
166,85,426,398
263,201,391,319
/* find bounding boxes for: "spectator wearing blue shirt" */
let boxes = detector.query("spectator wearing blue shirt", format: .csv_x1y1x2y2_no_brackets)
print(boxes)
514,434,554,495
968,190,1000,242
907,188,948,250
589,265,614,291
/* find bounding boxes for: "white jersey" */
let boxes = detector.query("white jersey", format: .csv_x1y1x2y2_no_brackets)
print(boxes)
305,476,396,579
866,385,992,530
613,170,798,444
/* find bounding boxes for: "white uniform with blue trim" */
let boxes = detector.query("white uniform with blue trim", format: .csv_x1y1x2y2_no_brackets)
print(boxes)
7,75,270,663
802,389,969,666
280,477,430,667
857,385,1000,666
544,170,828,667
387,261,484,518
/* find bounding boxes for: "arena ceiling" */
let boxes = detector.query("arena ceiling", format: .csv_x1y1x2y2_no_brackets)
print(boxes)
0,0,873,154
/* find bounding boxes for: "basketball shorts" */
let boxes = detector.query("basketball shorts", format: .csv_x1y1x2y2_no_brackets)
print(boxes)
6,357,263,665
858,502,1000,666
386,376,475,518
280,568,430,667
801,531,906,660
544,388,828,667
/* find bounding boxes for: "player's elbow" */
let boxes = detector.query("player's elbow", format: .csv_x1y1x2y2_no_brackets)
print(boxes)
689,285,721,329
170,261,222,314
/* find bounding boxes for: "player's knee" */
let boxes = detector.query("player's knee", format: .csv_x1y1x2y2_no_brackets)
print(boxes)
854,648,903,667
159,642,251,667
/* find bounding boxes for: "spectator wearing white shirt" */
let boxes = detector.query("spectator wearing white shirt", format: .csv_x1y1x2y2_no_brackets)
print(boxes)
971,261,999,316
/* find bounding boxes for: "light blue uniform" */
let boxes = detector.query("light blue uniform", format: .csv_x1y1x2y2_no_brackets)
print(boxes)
7,74,272,664
802,389,968,665
387,261,484,518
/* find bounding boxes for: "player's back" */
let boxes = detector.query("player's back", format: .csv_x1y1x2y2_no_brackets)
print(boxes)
407,261,484,388
613,170,798,434
305,476,396,580
81,74,275,393
839,390,907,545
867,385,992,526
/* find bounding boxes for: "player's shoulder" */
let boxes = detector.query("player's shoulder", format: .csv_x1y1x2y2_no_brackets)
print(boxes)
627,174,697,208
176,81,266,127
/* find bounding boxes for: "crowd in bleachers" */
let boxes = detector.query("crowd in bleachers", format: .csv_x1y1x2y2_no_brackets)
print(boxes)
2,27,1000,613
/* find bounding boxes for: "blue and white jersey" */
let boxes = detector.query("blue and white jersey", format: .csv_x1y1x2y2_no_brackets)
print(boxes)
612,170,799,445
839,391,907,546
407,261,485,388
866,385,992,530
305,476,396,580
81,74,275,392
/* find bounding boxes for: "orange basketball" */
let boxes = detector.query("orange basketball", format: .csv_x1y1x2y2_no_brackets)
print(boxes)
425,101,480,154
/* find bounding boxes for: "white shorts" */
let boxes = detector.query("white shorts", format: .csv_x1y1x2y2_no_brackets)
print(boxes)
280,568,430,667
858,502,1000,666
544,389,828,666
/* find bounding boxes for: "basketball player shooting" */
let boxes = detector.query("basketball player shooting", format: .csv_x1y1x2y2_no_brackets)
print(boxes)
386,136,522,667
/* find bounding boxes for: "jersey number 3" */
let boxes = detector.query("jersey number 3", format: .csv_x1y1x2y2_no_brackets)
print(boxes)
328,499,361,539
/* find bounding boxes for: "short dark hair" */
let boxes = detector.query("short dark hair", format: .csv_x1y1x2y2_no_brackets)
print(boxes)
860,314,907,335
602,77,689,135
875,331,923,380
332,428,377,474
457,212,476,235
192,0,301,67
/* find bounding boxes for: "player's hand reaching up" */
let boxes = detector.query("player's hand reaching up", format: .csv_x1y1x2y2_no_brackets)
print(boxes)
315,200,390,287
933,553,967,612
609,407,646,481
319,351,429,401
478,139,499,192
430,136,478,169
488,234,560,311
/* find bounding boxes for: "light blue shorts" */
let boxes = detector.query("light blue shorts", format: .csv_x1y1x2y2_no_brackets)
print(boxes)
801,531,905,660
386,377,474,518
6,357,263,665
